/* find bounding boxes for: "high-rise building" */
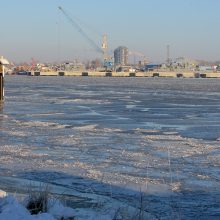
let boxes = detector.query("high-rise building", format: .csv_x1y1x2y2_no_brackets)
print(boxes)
114,46,128,66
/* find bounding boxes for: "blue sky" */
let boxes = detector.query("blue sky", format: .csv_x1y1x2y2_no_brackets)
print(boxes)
1,0,220,63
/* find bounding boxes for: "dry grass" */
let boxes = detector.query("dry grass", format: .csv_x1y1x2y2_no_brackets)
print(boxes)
26,183,50,215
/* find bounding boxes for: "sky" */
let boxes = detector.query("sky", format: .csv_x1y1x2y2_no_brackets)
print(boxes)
1,0,220,63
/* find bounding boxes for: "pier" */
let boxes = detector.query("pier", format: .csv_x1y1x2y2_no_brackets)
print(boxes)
31,71,220,78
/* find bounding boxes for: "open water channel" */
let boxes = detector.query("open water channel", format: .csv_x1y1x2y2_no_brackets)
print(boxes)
0,76,220,219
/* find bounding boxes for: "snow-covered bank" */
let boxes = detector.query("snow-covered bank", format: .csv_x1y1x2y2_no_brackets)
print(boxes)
0,190,76,220
0,189,154,220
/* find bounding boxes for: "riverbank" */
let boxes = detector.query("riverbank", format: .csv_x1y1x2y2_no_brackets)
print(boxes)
0,188,154,220
0,189,76,220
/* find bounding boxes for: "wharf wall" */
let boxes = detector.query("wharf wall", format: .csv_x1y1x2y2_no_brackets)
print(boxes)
31,71,220,78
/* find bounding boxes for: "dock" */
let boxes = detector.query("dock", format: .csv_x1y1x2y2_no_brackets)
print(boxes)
31,71,220,78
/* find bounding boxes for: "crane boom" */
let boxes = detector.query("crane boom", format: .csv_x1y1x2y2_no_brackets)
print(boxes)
58,6,103,54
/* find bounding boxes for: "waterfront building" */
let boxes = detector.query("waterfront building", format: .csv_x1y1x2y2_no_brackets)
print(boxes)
114,46,129,66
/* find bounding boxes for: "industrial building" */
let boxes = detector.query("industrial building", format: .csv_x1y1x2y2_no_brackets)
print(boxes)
114,46,129,67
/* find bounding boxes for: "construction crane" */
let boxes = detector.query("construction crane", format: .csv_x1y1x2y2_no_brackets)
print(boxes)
129,51,147,66
58,6,112,70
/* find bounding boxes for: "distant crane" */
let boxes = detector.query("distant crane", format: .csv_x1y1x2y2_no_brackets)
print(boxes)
129,51,147,65
58,6,112,69
166,44,171,65
30,57,37,71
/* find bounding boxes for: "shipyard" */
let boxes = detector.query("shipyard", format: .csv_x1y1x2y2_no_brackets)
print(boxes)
4,51,220,78
2,6,220,79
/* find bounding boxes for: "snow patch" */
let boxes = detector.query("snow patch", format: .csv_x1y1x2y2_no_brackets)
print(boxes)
0,190,7,198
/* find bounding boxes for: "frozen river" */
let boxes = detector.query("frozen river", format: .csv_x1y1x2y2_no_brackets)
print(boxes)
0,76,220,219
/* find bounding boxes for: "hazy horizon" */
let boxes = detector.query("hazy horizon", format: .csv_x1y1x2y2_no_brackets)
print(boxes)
1,0,220,63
